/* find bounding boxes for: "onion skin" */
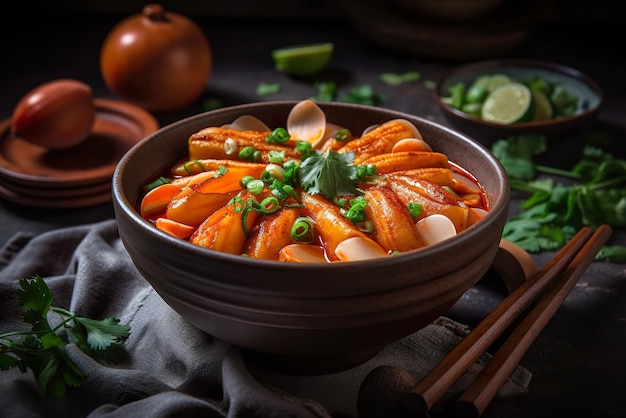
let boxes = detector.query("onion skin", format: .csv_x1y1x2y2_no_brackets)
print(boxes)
11,79,96,149
100,4,212,112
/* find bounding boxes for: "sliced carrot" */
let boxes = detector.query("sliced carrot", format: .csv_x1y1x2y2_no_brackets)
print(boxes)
190,165,265,194
190,193,259,254
140,183,182,218
166,188,238,227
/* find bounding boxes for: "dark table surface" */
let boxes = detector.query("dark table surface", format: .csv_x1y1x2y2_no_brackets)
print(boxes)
1,3,625,418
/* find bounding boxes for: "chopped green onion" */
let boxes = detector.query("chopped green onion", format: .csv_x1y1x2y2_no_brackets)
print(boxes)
282,160,299,186
240,175,255,187
356,164,377,182
284,203,305,209
266,127,290,144
442,186,458,195
142,176,171,192
340,196,367,223
290,216,315,243
270,180,299,202
224,138,238,155
333,196,348,206
268,150,285,164
214,166,228,177
264,163,284,181
295,141,315,160
335,129,350,142
232,197,246,212
407,202,422,218
356,220,374,233
183,160,205,175
239,146,256,160
240,207,252,238
246,198,262,213
260,170,274,183
246,179,265,195
259,196,280,214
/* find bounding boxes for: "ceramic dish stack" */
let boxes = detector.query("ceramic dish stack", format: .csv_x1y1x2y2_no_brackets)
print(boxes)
0,99,158,208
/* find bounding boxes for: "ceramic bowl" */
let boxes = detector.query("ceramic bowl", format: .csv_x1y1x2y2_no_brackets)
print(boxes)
435,59,603,145
112,101,510,373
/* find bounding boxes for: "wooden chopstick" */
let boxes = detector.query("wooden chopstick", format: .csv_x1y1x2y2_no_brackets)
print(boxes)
404,226,595,416
455,223,612,418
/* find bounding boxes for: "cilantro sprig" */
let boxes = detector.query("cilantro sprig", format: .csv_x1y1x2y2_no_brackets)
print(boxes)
492,134,626,263
299,149,360,200
0,275,130,398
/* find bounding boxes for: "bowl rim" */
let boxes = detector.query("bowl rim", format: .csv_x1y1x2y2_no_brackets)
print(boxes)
434,58,604,130
112,100,510,273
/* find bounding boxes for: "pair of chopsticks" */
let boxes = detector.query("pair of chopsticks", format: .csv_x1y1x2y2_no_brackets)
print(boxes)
405,224,612,418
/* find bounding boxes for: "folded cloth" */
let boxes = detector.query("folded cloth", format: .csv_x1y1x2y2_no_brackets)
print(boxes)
0,220,531,418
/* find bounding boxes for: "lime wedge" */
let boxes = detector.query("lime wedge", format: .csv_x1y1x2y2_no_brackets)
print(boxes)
481,83,533,125
271,43,334,76
531,89,553,121
487,74,513,92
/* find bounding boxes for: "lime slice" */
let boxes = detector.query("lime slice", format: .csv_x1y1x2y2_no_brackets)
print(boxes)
481,82,533,125
531,89,553,121
487,74,513,92
271,43,334,76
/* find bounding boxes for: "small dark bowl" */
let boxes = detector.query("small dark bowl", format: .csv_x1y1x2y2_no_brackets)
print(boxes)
112,101,510,374
435,59,603,145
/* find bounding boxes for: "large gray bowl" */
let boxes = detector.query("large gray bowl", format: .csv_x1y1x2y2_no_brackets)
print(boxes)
112,101,510,373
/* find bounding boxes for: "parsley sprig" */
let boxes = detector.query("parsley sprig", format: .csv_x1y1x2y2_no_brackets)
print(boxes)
0,275,130,398
492,134,626,262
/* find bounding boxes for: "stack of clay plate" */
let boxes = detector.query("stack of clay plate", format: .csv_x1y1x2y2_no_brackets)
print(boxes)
0,99,158,208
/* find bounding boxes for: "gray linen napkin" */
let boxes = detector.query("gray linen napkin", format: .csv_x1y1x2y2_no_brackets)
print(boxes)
0,220,531,417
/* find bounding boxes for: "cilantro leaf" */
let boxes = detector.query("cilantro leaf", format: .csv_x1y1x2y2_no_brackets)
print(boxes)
492,133,626,261
299,150,359,200
491,134,547,181
73,317,130,351
341,84,386,106
380,71,420,86
0,275,130,398
17,276,52,328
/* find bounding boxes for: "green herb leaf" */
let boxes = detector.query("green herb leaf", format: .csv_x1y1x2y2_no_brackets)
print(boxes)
491,134,547,181
493,133,626,261
299,150,359,200
341,84,386,106
380,71,420,86
73,317,130,351
311,81,337,101
256,82,281,96
0,275,130,398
